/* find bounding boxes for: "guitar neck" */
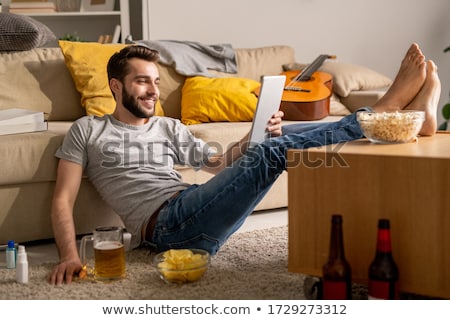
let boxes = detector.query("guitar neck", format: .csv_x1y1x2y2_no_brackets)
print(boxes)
296,54,335,81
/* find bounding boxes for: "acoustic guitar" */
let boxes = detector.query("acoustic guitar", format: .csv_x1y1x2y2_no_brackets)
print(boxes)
278,54,335,121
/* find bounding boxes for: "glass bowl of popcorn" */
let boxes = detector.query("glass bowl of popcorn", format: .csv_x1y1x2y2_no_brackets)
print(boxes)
153,248,210,284
357,110,425,144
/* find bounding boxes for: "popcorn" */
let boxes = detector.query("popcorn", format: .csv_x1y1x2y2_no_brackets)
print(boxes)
357,111,425,143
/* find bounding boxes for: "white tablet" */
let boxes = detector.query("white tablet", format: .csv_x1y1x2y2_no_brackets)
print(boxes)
248,75,286,144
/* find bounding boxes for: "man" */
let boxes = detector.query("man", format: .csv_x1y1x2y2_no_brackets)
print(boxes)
48,43,439,285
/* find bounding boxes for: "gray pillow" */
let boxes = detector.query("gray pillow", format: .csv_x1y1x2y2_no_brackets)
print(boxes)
0,13,56,51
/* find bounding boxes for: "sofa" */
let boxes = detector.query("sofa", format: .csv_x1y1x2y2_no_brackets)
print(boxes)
0,41,391,244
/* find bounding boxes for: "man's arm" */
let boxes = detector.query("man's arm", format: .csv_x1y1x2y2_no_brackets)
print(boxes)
48,159,83,285
202,110,284,175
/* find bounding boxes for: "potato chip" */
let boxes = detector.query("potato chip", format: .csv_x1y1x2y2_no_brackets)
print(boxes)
156,249,209,283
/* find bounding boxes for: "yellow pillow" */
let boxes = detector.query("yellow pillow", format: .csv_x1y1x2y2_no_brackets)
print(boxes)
181,76,260,125
58,40,164,117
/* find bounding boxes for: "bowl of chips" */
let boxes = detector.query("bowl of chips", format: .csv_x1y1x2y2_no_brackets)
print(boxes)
153,248,210,284
357,110,425,144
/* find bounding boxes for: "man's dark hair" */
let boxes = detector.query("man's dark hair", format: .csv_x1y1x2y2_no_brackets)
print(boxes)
107,45,160,83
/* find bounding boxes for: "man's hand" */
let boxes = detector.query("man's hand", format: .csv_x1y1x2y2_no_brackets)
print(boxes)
48,259,83,285
267,110,284,137
201,109,285,175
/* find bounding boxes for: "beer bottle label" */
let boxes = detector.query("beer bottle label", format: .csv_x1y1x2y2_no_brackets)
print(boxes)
323,281,348,299
368,279,398,299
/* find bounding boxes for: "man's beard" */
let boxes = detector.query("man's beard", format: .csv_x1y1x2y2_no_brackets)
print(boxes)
122,87,155,119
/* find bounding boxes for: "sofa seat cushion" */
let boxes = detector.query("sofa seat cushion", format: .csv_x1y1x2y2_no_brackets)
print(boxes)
0,121,72,185
0,115,344,186
340,90,387,112
187,116,344,154
188,122,252,152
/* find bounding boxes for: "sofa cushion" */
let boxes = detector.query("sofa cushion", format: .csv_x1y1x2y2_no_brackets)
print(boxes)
212,45,296,81
186,119,346,153
58,40,165,117
188,122,252,152
181,76,260,125
283,61,392,98
340,90,387,113
0,122,72,185
330,94,351,116
0,13,56,52
320,61,392,97
0,48,85,121
157,63,186,119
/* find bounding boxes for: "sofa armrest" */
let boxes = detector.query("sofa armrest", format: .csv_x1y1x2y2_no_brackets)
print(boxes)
340,89,388,112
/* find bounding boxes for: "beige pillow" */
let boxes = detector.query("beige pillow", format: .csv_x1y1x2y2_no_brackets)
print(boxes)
320,61,392,97
210,45,296,81
0,47,84,121
283,61,392,98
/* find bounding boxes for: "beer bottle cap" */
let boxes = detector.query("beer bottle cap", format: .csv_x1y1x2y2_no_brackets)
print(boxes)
378,219,390,229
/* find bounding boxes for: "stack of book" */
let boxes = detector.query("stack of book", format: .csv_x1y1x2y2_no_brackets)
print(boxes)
0,108,48,136
97,25,121,44
9,1,57,14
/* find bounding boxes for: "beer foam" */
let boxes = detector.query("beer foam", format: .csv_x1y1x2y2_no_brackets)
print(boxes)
95,241,123,250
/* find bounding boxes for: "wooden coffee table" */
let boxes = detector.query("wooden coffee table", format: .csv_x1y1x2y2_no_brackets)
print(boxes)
287,132,450,299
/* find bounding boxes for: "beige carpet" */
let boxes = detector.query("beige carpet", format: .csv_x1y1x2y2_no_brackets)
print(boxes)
0,226,313,300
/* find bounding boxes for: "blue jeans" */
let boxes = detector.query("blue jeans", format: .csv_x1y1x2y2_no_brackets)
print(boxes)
146,109,368,254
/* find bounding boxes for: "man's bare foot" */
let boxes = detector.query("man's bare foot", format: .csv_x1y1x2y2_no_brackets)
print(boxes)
404,60,440,136
372,43,427,112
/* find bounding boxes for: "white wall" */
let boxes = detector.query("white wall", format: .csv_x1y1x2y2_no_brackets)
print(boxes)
143,0,450,125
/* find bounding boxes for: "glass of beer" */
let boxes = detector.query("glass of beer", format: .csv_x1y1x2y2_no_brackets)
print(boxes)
80,226,126,281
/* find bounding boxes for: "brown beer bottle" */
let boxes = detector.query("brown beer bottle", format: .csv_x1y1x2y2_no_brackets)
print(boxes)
368,219,399,299
322,214,352,299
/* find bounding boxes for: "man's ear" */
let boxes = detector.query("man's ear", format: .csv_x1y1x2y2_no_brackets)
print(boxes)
110,78,121,96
